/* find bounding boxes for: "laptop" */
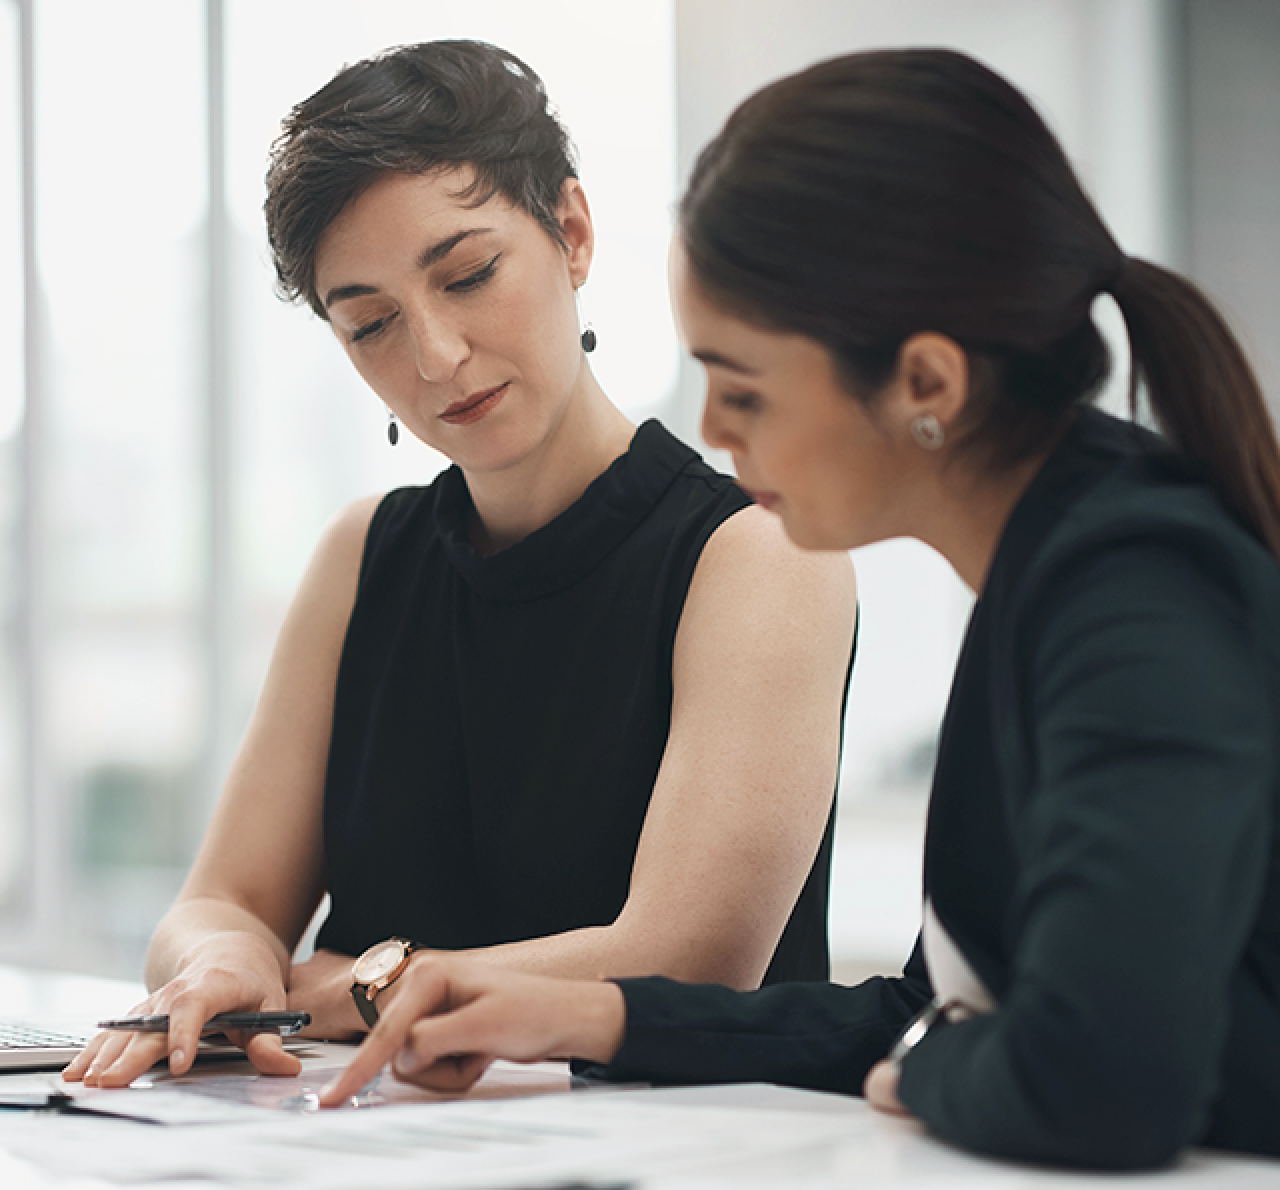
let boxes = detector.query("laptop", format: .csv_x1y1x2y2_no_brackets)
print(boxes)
0,1018,314,1072
0,1019,88,1071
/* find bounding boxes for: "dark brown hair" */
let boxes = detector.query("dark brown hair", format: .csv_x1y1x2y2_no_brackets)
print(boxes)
265,40,577,319
680,48,1280,556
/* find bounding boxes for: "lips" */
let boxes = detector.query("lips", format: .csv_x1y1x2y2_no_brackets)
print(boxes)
439,382,509,426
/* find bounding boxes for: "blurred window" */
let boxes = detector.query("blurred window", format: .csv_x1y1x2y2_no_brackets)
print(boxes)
35,0,206,969
0,0,23,910
2,0,677,976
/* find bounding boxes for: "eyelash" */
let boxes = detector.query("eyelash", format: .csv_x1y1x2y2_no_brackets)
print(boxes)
352,315,393,344
350,253,502,344
721,391,761,413
447,253,501,293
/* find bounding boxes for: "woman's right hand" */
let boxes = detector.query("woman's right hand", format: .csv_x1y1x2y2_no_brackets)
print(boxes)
317,957,626,1107
62,931,301,1087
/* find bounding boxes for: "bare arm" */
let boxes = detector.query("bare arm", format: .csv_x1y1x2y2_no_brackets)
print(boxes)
302,503,855,1031
63,495,379,1086
470,506,854,985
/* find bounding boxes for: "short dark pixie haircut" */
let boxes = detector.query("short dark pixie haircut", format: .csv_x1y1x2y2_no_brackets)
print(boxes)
265,39,578,319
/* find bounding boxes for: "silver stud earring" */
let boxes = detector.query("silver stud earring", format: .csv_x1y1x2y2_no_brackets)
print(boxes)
910,414,945,450
387,409,399,446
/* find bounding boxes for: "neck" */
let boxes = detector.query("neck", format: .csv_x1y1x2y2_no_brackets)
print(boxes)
911,449,1051,595
464,370,635,555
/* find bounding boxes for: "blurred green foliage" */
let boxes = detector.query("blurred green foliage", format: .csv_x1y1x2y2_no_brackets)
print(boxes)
79,764,193,869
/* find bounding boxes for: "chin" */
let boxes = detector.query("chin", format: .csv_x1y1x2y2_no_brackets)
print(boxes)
436,413,547,474
776,512,826,552
778,512,858,554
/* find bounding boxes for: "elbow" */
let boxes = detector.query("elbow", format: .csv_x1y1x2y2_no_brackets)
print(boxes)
630,942,768,992
1021,1062,1204,1170
915,1029,1208,1170
1052,1114,1190,1172
1060,1130,1187,1172
681,959,768,993
600,916,771,991
1054,1048,1208,1170
945,1092,1196,1171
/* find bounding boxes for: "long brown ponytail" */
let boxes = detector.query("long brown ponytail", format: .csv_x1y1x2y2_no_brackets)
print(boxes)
680,49,1280,559
1111,259,1280,557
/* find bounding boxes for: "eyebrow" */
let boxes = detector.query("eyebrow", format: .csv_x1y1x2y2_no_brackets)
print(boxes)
323,227,495,309
691,348,762,376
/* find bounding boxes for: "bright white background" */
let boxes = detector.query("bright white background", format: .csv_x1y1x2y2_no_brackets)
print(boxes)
6,0,1271,983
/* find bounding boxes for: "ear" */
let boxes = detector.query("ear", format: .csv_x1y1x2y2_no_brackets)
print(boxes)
556,178,595,287
884,332,969,440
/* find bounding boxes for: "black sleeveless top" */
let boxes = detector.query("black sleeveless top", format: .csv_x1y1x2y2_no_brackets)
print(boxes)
317,419,840,983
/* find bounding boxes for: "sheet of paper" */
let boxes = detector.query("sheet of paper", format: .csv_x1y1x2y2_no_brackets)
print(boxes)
0,1090,863,1188
137,1060,572,1114
5,1059,572,1125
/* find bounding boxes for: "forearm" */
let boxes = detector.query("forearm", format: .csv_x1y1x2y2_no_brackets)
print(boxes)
145,895,293,993
451,924,609,978
450,916,764,989
602,971,929,1094
296,922,686,1042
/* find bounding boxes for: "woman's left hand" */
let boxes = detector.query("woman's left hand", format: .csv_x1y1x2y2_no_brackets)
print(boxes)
863,1059,914,1117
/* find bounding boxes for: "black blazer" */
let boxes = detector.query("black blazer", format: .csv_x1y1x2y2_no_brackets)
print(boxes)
602,410,1280,1170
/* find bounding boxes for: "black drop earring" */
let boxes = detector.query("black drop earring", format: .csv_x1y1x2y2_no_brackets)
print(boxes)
576,283,597,353
387,410,400,446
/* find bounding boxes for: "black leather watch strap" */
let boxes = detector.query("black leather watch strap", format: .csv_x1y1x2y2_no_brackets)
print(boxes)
351,983,380,1028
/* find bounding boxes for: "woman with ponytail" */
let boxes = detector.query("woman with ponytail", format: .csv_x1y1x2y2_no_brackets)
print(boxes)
319,49,1280,1170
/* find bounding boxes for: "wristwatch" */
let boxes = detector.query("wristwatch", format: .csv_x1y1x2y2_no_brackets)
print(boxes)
887,997,948,1065
350,937,418,1028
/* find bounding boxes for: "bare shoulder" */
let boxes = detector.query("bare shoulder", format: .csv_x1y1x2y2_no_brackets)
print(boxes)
309,493,383,579
677,504,856,675
690,503,856,614
288,493,384,621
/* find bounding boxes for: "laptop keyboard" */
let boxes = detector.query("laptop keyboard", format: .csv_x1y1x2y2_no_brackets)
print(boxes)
0,1023,87,1050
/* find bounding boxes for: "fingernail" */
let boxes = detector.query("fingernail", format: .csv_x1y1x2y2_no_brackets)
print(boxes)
394,1046,421,1075
170,1049,185,1067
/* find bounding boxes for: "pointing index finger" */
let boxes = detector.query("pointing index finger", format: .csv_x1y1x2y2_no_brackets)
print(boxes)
319,963,448,1107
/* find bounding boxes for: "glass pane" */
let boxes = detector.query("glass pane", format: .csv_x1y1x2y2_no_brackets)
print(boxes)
36,0,205,974
0,0,24,910
224,0,679,732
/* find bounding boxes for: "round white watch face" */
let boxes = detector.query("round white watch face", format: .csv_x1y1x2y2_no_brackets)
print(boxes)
353,939,406,983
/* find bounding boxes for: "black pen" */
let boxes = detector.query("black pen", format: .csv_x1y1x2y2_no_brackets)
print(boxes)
96,1010,310,1037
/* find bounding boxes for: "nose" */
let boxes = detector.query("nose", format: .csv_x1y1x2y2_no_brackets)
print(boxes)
408,306,469,384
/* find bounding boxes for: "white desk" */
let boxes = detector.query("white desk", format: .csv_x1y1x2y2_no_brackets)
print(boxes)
2,965,1277,1188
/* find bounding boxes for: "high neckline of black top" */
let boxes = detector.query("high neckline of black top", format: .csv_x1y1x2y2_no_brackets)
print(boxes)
435,419,697,603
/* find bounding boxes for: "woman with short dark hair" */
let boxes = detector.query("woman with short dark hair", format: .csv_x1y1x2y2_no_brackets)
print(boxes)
321,48,1280,1170
62,40,856,1090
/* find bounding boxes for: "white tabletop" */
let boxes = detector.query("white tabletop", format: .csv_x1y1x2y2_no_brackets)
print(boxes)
1,965,1277,1188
